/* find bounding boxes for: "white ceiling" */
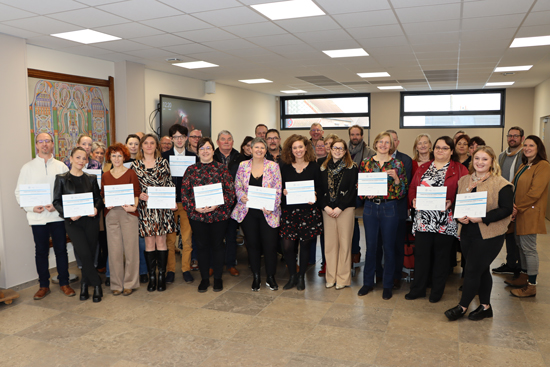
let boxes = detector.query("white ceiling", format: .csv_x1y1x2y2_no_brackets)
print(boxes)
1,0,550,95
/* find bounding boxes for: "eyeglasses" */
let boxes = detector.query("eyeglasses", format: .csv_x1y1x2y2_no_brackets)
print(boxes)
37,139,52,144
332,147,345,152
189,136,201,139
199,146,213,151
507,134,521,139
172,135,186,140
434,146,451,151
266,137,279,141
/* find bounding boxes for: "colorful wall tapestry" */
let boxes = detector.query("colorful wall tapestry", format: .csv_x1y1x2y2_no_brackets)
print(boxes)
29,78,111,160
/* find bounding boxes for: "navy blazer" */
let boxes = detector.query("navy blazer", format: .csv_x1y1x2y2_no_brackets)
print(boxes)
162,147,197,203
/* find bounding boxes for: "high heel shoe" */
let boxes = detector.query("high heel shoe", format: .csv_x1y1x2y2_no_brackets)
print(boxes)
266,276,278,291
251,273,261,291
296,274,305,291
92,285,103,303
80,283,89,301
283,274,298,290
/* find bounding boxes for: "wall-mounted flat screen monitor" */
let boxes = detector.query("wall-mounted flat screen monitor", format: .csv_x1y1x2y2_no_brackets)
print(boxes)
159,94,211,138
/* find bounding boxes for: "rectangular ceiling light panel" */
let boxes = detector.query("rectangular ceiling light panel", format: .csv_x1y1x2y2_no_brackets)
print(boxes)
357,72,390,78
251,0,325,21
173,61,219,69
510,35,550,48
485,82,514,86
494,65,533,72
51,29,120,44
323,48,369,58
239,78,273,84
378,86,403,90
281,90,307,93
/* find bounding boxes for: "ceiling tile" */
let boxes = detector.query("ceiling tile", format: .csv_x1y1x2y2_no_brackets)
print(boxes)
192,7,266,27
174,28,238,43
95,23,164,39
0,3,35,21
1,0,87,14
125,48,176,59
461,28,517,41
294,29,353,43
141,15,213,32
223,22,286,38
94,52,146,62
0,23,40,38
461,13,525,30
187,51,244,65
202,38,258,51
333,10,398,27
356,35,409,48
407,32,460,44
315,0,390,13
26,35,82,48
391,0,467,7
267,43,318,55
61,45,112,57
93,39,149,52
133,34,192,47
396,3,461,23
162,43,214,55
158,0,242,13
460,39,510,50
532,0,550,11
275,16,341,33
516,24,550,38
223,47,275,57
246,34,303,47
412,43,458,53
98,0,183,21
403,20,460,34
75,0,126,5
462,0,534,18
48,8,131,28
347,24,404,39
306,39,361,51
3,16,81,34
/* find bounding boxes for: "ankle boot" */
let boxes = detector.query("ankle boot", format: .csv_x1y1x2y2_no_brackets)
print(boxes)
144,251,157,292
80,283,89,301
157,250,168,292
92,285,103,303
296,274,306,291
251,273,261,291
266,276,278,291
283,274,298,290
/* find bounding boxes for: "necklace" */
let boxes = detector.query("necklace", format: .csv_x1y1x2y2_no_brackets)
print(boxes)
467,172,490,191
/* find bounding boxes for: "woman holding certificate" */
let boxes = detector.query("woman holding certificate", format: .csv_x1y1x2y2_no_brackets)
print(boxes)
231,137,282,291
445,146,513,321
132,134,176,293
506,136,550,298
101,143,141,296
358,132,406,300
53,147,104,302
319,138,358,290
279,134,322,291
182,137,235,293
406,136,468,303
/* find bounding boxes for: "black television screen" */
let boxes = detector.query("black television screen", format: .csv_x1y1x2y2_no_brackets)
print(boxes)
159,94,211,138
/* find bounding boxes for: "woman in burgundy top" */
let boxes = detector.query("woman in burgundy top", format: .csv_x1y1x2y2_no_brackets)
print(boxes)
182,138,235,293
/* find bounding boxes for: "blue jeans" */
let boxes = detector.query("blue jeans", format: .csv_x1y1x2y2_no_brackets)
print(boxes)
139,236,147,275
375,218,407,280
362,200,398,289
31,221,69,288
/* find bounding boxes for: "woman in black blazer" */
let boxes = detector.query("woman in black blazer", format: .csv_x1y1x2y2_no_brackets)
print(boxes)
53,147,104,302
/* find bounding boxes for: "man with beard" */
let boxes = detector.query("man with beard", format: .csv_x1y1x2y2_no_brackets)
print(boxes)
265,129,282,163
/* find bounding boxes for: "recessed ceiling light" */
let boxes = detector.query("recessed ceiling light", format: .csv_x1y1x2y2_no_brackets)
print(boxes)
251,0,325,21
494,65,532,72
173,61,219,69
485,82,514,86
281,90,307,93
510,35,550,48
51,29,120,44
323,48,369,58
239,79,273,84
377,86,403,90
357,72,390,78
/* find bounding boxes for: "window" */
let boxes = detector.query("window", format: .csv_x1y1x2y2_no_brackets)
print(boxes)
400,90,505,128
281,93,370,130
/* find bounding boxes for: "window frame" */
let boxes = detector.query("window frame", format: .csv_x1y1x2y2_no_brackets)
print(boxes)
399,89,506,129
280,92,371,130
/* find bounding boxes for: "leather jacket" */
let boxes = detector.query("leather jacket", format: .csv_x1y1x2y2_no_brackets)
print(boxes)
53,171,104,219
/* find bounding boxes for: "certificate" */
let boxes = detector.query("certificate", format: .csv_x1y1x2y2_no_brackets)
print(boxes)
147,187,176,209
194,183,224,208
358,172,388,196
285,180,315,205
246,186,276,211
454,191,488,218
83,169,102,189
104,184,135,207
416,186,447,211
123,162,133,169
18,183,51,207
169,156,196,177
62,192,94,218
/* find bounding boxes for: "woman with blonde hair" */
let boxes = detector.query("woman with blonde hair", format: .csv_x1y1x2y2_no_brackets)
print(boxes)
412,134,432,177
445,146,513,321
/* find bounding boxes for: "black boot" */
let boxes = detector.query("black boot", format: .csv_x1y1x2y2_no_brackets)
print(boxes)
296,274,306,291
92,285,103,303
80,283,89,301
157,250,168,292
144,251,157,292
283,274,298,290
266,276,278,291
252,273,261,291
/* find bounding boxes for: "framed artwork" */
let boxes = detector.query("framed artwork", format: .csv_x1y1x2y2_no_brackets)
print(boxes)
28,69,116,161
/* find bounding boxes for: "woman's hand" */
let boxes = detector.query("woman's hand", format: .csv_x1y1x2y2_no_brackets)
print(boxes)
457,216,469,224
324,206,333,215
88,207,98,217
122,205,136,213
469,217,482,223
139,193,149,201
444,200,452,211
512,204,517,217
412,198,416,209
33,206,45,213
262,208,272,215
368,195,375,200
106,206,114,210
387,169,399,184
332,207,342,218
241,194,249,204
171,205,178,211
307,193,317,205
283,189,288,196
70,216,81,221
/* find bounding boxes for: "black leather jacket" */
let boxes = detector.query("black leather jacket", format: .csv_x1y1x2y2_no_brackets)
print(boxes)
53,171,104,219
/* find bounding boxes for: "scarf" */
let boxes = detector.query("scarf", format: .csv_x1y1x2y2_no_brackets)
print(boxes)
504,145,522,181
349,141,365,166
327,158,347,202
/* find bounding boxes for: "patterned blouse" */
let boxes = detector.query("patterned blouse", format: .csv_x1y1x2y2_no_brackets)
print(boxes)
412,162,458,237
359,157,407,200
181,161,235,223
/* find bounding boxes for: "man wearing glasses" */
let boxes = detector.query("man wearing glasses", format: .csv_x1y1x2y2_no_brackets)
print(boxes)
187,129,202,155
492,126,525,276
15,133,75,300
309,123,325,150
162,124,197,284
265,129,282,163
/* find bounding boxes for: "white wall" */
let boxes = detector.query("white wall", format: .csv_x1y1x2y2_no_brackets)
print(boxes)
534,77,550,136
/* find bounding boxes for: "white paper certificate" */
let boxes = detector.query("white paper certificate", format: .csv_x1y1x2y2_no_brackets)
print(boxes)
83,169,102,189
104,184,135,207
358,172,388,196
147,187,176,209
194,183,224,208
246,186,276,211
123,162,133,169
169,156,196,177
62,192,94,218
285,180,315,205
416,186,447,211
19,183,51,207
454,191,488,218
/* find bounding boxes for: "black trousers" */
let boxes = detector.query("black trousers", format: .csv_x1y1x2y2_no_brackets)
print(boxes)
460,225,505,306
189,219,228,280
505,232,520,270
240,209,278,277
409,231,454,299
65,216,101,287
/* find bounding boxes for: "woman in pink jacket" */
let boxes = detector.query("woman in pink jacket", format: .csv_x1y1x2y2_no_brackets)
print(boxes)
231,137,282,291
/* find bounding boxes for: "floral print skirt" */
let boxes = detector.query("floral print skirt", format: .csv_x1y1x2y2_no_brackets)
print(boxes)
279,207,322,242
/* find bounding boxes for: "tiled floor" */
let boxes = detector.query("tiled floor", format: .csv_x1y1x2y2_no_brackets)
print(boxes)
2,226,550,367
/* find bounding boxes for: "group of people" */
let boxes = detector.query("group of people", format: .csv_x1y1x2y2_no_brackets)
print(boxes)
15,122,549,322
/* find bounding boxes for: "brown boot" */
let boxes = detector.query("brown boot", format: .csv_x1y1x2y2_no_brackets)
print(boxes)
504,273,528,288
510,283,536,297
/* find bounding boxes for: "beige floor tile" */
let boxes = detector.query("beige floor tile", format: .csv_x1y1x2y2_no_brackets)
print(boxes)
521,301,550,325
149,283,222,308
225,275,282,299
232,316,315,352
111,360,150,367
386,309,459,341
375,334,459,366
515,284,550,304
71,293,145,321
117,300,197,330
201,340,294,367
20,287,83,312
172,308,252,339
458,342,545,367
15,311,106,346
1,335,59,367
300,324,383,363
395,293,459,314
280,279,342,302
334,286,397,309
23,346,117,367
202,291,273,316
458,319,538,351
319,303,392,332
286,354,355,367
258,296,332,324
0,304,61,334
